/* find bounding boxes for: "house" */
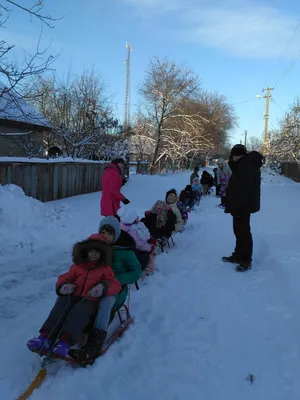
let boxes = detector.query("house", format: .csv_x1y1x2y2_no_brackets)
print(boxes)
0,82,52,157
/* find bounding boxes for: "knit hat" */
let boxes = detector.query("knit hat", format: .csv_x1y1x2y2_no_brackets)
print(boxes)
117,207,138,225
98,216,121,242
111,157,125,165
166,188,178,203
185,185,192,192
230,144,247,157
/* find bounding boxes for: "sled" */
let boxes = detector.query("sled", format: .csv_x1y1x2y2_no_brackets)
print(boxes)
17,303,133,400
31,304,133,367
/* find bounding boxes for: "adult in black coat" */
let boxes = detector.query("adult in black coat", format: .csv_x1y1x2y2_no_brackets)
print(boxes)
223,144,263,272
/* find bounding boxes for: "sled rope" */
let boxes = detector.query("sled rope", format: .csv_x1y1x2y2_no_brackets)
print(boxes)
16,368,47,400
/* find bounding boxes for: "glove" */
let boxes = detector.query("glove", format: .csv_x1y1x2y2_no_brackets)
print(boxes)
122,198,130,205
60,284,76,295
88,283,104,298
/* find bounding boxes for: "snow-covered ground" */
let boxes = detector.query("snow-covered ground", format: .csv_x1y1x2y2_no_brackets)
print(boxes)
1,170,300,400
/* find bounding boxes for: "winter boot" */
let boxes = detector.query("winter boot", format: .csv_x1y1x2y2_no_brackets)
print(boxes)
235,261,252,272
222,254,240,264
27,335,53,352
52,340,70,358
69,329,107,363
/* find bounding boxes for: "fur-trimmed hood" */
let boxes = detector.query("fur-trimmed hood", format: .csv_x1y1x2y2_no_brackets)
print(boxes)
72,234,113,266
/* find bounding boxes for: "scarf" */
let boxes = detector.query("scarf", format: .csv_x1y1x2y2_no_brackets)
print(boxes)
151,200,168,228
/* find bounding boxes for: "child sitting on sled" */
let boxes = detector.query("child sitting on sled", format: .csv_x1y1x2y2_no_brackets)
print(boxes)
118,207,157,278
165,189,184,232
70,216,142,362
179,185,197,210
141,200,176,239
191,177,204,205
27,235,121,358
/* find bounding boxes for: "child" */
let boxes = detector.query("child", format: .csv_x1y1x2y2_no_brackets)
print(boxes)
70,217,142,362
165,189,184,232
179,185,197,210
190,166,200,185
200,171,214,194
191,177,204,205
141,200,176,239
27,235,121,358
118,207,156,276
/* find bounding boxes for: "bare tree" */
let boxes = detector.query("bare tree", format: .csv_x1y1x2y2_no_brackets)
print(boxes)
31,70,121,158
0,1,59,110
129,115,156,160
139,58,236,172
247,136,264,152
139,57,202,172
270,99,300,162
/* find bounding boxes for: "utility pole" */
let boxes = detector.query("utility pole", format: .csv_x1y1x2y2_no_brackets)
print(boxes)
124,42,132,133
244,130,248,147
256,87,274,154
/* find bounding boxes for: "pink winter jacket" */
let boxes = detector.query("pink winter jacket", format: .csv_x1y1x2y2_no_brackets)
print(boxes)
101,163,125,216
120,222,152,252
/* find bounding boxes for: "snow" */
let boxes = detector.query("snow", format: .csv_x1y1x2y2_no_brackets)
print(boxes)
0,82,50,128
1,170,300,399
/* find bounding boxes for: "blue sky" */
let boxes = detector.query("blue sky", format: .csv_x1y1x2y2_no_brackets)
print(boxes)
3,0,300,144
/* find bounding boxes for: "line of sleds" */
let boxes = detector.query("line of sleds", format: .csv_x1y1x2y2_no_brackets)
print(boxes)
18,184,203,399
17,230,179,400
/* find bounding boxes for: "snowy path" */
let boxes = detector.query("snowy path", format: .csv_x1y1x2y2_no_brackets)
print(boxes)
1,171,300,399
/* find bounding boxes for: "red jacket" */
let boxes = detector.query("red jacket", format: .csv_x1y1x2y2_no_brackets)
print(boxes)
56,262,122,300
101,163,125,216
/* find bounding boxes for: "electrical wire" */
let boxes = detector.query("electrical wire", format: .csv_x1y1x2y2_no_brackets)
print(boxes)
268,20,300,83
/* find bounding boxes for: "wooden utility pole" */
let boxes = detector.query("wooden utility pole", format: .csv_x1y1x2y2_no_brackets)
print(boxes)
256,87,273,154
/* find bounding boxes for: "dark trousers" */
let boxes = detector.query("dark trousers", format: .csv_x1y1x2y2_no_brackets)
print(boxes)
216,184,221,197
221,196,226,206
136,251,150,271
233,215,253,263
40,296,97,345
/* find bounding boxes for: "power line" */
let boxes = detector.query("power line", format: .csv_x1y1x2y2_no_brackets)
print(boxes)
271,98,285,113
273,49,300,87
269,20,300,83
230,99,257,106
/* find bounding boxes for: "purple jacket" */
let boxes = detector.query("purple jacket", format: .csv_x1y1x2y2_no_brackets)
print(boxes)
120,222,152,252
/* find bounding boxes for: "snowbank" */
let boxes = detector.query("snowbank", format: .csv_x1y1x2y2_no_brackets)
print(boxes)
0,184,78,258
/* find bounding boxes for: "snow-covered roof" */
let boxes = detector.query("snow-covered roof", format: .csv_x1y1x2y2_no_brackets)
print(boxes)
0,81,51,129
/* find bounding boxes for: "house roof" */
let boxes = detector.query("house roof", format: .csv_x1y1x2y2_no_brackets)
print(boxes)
0,81,51,129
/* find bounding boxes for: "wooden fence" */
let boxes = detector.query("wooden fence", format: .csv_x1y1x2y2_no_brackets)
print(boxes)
0,161,109,202
281,162,300,182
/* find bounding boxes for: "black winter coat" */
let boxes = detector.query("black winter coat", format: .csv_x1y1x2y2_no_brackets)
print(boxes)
179,190,195,203
225,151,263,216
141,211,176,239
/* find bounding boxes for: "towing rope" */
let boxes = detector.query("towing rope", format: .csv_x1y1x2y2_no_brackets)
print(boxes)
16,368,47,400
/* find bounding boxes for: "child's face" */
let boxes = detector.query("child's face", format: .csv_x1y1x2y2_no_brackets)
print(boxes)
100,229,114,244
167,193,177,204
88,249,101,262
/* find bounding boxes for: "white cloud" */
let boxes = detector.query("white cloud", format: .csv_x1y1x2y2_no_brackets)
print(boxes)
184,5,300,58
123,0,300,59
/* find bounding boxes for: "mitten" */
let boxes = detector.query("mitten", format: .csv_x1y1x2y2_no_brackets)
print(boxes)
122,198,130,205
88,283,104,298
60,284,76,295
